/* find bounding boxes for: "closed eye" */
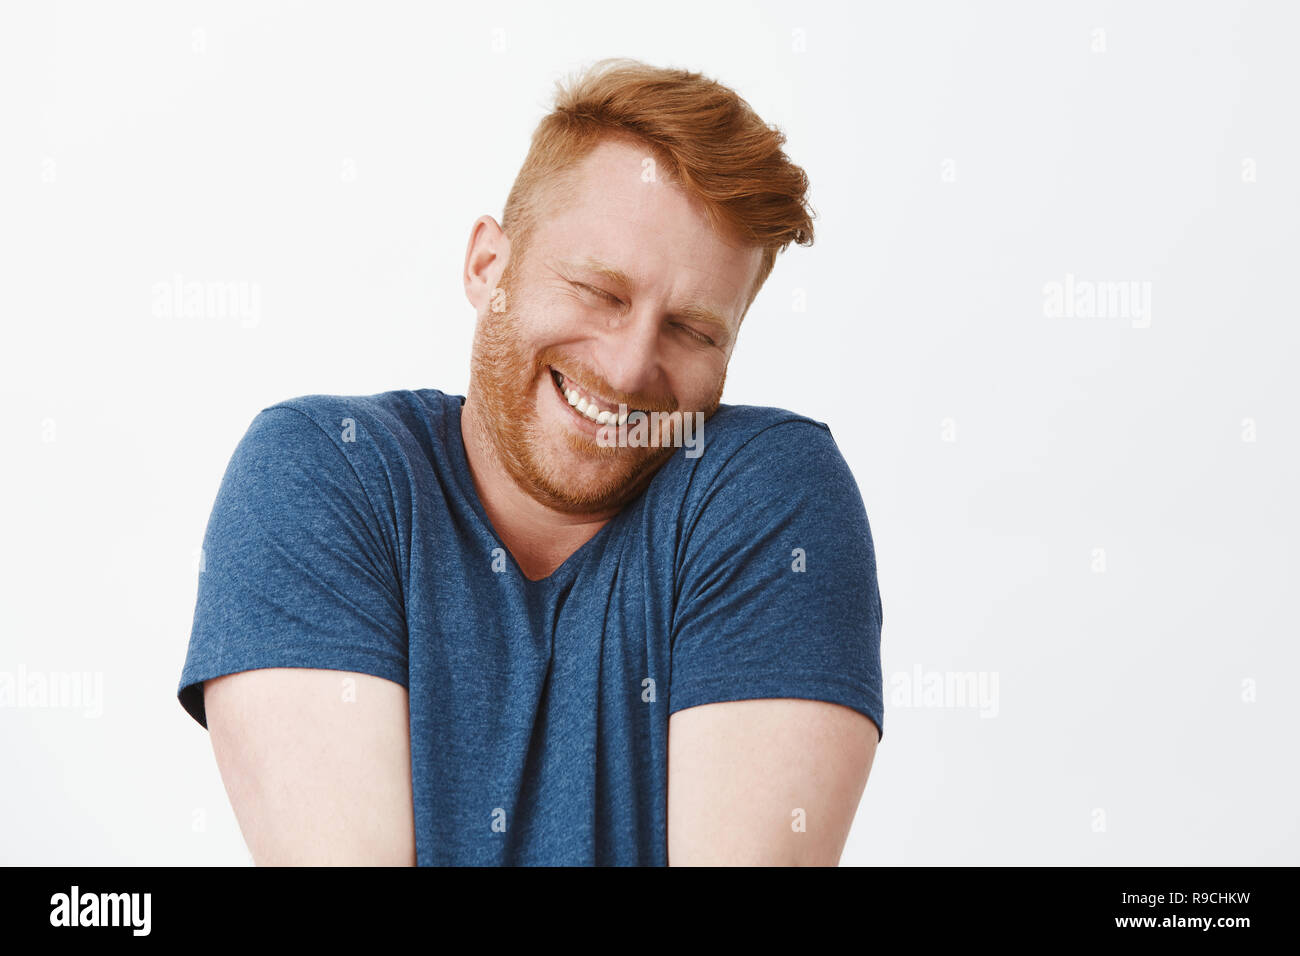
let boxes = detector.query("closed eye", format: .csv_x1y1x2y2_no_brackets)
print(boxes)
574,282,622,306
673,323,716,347
572,281,717,347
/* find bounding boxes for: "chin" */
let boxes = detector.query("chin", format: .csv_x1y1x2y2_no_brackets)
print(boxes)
529,434,646,513
529,392,667,512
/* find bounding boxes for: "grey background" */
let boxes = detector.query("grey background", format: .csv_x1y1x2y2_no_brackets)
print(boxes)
1,0,1295,864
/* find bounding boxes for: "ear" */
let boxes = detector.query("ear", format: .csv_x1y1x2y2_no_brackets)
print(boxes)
463,215,512,315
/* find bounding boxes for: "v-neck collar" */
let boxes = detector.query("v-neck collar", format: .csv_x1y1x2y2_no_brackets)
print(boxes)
441,392,622,587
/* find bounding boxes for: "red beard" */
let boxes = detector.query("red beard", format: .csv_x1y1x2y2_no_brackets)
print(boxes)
466,262,724,514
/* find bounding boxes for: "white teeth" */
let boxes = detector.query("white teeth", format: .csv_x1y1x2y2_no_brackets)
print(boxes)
556,371,638,424
576,398,603,423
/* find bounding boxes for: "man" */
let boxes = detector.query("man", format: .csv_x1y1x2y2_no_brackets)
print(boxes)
177,58,885,866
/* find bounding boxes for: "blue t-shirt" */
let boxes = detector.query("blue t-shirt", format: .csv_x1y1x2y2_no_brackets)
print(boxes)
177,388,884,865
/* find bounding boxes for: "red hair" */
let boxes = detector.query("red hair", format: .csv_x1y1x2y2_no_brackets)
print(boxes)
501,58,816,315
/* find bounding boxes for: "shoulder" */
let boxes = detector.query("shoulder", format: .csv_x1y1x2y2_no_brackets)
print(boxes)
674,403,853,493
261,388,456,447
643,402,866,535
696,402,832,453
231,388,456,471
215,388,459,514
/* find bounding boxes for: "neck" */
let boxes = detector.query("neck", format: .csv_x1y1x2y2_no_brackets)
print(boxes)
460,392,617,581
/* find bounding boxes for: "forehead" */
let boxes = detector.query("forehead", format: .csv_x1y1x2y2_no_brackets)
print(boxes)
531,137,761,317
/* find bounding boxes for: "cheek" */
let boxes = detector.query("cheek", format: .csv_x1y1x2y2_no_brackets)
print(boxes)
527,293,593,343
674,358,727,406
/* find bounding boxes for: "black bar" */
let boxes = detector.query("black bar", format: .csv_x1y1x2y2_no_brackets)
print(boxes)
2,866,1284,940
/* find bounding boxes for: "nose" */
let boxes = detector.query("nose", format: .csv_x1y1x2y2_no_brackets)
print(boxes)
594,306,667,405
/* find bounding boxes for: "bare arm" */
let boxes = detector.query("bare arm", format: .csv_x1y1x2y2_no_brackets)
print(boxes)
204,668,416,866
667,698,879,866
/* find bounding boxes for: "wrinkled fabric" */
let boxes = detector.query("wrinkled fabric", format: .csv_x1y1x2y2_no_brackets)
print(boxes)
177,388,884,865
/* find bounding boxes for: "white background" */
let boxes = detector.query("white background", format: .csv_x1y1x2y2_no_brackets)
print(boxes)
2,0,1296,865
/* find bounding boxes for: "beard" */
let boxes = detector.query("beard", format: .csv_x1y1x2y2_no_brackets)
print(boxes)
466,257,725,514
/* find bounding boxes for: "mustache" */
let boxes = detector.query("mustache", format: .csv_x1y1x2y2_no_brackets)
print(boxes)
536,347,678,413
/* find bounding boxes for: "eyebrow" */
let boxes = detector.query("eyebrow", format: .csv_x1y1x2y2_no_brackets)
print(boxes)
558,256,733,341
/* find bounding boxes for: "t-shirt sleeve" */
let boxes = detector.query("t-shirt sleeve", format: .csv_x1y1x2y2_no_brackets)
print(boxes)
668,419,885,741
177,405,409,729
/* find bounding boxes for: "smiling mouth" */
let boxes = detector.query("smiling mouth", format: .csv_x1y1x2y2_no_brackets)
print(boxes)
549,367,643,426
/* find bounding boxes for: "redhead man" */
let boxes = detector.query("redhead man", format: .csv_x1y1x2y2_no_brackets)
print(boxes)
178,58,884,865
